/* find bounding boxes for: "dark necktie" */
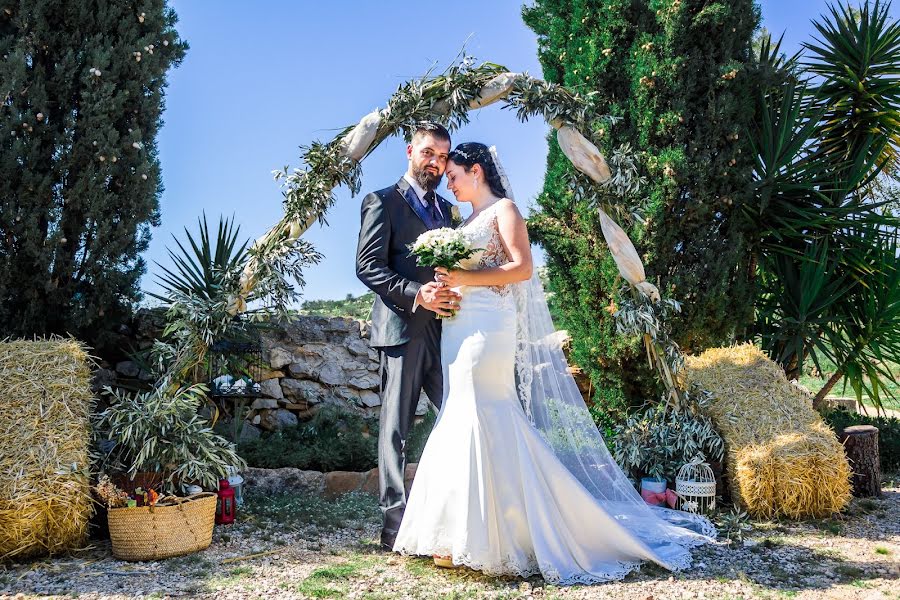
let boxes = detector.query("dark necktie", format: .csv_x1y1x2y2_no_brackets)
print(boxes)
424,190,441,227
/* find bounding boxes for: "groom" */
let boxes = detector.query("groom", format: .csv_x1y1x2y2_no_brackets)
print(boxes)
355,122,461,551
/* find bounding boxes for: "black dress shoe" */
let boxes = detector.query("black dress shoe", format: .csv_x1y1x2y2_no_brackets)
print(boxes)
380,529,397,552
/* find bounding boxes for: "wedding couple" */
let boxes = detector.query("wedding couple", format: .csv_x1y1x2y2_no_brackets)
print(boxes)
355,122,715,585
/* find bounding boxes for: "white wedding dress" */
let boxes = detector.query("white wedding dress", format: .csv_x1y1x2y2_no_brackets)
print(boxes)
394,202,713,584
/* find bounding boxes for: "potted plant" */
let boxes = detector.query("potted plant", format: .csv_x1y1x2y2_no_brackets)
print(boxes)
91,383,246,560
612,398,725,506
93,383,246,493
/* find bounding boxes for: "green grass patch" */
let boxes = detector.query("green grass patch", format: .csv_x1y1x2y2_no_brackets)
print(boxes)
404,556,436,578
875,546,891,555
798,358,900,412
296,556,374,598
243,489,379,531
812,519,844,536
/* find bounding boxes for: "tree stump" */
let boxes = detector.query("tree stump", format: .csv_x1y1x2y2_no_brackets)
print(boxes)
838,425,881,497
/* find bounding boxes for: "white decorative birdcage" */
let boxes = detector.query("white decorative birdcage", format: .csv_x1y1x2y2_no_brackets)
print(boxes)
675,456,716,514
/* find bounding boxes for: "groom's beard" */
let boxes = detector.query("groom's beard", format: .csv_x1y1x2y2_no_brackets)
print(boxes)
412,163,442,191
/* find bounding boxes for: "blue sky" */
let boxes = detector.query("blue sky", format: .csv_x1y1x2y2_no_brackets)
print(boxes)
150,0,898,302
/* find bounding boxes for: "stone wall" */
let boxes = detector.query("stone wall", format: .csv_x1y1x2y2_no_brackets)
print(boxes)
92,311,435,439
245,315,434,439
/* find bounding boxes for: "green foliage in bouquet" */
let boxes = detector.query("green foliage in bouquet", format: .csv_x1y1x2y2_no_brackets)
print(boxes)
93,384,245,493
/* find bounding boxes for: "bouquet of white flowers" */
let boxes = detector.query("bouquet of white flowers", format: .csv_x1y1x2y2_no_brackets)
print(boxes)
409,227,479,318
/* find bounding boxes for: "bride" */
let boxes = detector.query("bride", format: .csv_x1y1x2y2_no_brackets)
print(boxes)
392,142,716,584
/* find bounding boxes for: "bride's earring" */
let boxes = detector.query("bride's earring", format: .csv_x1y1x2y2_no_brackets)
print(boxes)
473,176,479,191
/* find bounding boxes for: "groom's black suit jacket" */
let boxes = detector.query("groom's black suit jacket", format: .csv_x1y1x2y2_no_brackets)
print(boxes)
355,177,453,348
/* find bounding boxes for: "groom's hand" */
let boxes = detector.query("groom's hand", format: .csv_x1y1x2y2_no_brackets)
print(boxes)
416,282,461,317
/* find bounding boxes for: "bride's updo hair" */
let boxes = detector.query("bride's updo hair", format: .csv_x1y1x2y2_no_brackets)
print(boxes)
448,142,509,199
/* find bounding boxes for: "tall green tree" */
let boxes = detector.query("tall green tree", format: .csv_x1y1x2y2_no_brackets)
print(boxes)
0,1,187,351
523,0,761,413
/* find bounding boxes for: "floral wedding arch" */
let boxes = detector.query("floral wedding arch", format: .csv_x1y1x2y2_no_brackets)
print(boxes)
229,59,659,317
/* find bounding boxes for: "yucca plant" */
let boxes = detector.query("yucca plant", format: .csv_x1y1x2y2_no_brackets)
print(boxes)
804,0,900,176
748,1,900,412
144,214,253,385
153,213,249,304
814,230,900,408
754,239,851,380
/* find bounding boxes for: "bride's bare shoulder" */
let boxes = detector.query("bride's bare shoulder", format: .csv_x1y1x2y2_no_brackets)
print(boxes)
494,198,523,220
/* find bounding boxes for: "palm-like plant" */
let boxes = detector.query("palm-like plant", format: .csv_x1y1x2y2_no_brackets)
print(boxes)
804,0,900,177
754,239,851,380
152,213,249,304
748,0,900,413
815,230,900,407
142,214,252,385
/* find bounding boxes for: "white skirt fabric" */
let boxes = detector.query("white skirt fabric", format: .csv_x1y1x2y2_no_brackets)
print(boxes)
393,288,696,584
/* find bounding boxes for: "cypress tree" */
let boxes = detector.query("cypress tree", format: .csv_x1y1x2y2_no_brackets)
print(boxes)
0,1,187,351
523,0,760,413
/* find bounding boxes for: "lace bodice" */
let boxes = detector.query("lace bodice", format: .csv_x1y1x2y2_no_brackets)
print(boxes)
458,201,511,296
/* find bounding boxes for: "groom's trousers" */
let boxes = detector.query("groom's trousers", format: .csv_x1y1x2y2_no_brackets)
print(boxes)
378,324,443,537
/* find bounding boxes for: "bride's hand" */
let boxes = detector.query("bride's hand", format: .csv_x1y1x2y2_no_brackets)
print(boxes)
435,267,466,288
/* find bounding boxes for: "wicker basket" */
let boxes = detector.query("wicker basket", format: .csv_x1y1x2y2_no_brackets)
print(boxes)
107,493,217,561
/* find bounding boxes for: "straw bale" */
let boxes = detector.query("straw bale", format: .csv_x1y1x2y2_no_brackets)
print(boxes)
684,343,851,519
0,338,94,560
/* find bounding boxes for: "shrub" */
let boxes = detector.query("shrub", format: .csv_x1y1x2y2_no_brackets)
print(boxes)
237,404,437,472
824,409,900,472
612,388,725,485
238,405,378,472
94,384,245,493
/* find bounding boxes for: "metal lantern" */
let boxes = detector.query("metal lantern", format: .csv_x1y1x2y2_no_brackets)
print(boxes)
226,465,245,507
675,456,717,514
207,329,263,442
207,339,263,397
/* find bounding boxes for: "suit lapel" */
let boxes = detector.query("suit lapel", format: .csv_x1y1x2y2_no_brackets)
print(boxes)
395,177,430,227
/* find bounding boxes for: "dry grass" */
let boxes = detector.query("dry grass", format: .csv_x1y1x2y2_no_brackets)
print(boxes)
685,343,852,519
0,338,95,560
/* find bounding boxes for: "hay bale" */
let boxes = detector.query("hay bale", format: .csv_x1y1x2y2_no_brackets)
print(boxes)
0,339,94,560
684,343,851,519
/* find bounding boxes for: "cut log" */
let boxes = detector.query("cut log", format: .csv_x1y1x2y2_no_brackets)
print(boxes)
838,425,881,497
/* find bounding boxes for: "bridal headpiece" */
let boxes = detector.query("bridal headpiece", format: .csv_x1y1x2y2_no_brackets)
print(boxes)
488,145,515,202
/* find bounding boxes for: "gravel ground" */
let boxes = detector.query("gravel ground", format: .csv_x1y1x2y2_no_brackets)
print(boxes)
1,475,898,600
